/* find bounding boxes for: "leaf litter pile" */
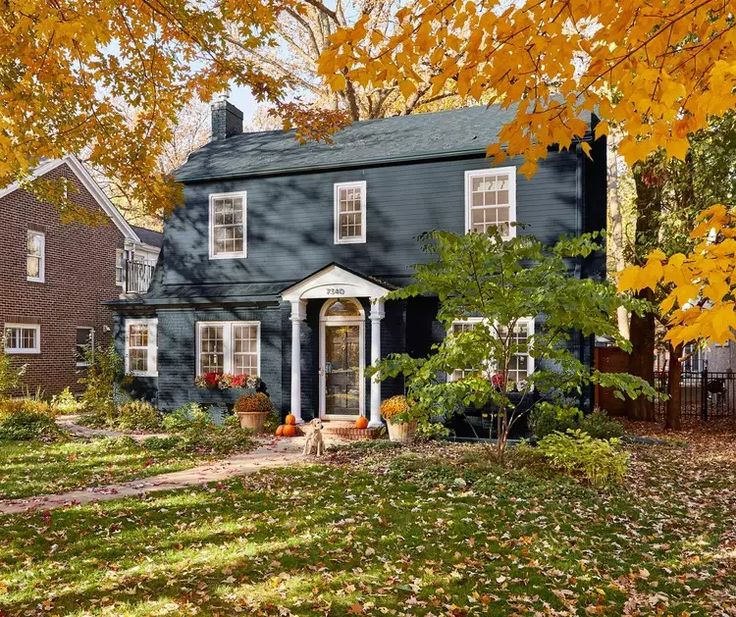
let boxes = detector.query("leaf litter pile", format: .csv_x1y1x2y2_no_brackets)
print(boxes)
1,429,735,616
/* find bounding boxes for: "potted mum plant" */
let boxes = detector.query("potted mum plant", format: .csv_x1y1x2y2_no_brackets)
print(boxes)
380,395,421,443
234,391,273,433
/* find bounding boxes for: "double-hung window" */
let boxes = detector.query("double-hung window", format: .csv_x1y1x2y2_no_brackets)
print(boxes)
465,167,517,239
334,181,366,244
209,192,247,259
27,230,45,282
197,321,260,377
124,318,158,376
115,249,126,287
3,324,40,354
448,317,534,384
75,327,95,367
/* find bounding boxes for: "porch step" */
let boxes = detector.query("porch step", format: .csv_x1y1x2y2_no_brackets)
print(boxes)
320,420,383,441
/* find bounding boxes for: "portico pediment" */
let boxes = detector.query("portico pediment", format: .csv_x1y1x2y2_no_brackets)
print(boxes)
280,263,392,303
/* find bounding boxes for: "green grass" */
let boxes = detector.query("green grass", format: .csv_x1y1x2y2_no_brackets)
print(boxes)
1,440,735,616
0,438,211,499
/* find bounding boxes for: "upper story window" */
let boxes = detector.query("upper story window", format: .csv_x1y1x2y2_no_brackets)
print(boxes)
209,192,247,259
27,230,45,282
115,249,126,287
3,323,40,354
196,321,260,376
124,318,158,376
334,181,366,244
465,167,517,239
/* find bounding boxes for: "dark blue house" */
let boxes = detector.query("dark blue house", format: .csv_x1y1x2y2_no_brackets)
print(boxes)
112,100,606,426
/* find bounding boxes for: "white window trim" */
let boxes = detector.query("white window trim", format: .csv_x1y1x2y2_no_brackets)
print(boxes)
464,167,517,239
196,321,261,376
334,181,367,245
209,191,247,259
124,318,158,377
115,248,126,287
75,326,95,367
448,316,535,381
3,323,41,354
27,230,46,283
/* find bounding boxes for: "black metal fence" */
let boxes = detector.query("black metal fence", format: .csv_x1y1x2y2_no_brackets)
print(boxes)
654,369,736,422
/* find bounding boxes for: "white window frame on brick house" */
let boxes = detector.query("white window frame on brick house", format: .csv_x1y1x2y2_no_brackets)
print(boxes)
27,230,45,282
115,249,126,287
124,318,158,376
464,167,517,239
334,181,367,244
75,326,95,367
448,316,534,383
209,191,247,259
196,321,261,377
3,323,41,354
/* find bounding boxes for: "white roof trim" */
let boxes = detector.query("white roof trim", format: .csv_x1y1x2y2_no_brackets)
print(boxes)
0,155,140,243
281,264,391,302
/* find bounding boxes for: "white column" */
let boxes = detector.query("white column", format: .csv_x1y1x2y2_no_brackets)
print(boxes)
369,297,385,427
290,300,306,424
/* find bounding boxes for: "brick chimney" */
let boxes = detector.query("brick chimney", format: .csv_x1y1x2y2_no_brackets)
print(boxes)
211,94,243,141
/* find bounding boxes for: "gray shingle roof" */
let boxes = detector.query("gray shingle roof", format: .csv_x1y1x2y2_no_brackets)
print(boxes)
174,105,520,182
132,225,163,247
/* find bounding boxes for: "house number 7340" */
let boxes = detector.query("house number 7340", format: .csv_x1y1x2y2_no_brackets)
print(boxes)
326,288,346,296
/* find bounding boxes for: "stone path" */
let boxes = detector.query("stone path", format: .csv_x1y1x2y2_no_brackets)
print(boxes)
0,436,306,516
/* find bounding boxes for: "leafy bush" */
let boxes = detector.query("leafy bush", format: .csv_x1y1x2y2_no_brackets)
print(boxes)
176,418,253,455
380,395,422,422
579,409,625,440
234,392,272,414
163,402,213,432
141,435,183,451
0,347,26,398
79,343,122,423
51,387,80,414
529,401,583,439
116,400,163,431
415,419,451,441
0,407,61,441
0,398,55,418
536,429,629,489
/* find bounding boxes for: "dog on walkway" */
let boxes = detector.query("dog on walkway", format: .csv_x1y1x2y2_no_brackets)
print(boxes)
303,418,325,456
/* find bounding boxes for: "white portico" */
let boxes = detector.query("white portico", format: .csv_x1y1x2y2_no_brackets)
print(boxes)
281,264,390,427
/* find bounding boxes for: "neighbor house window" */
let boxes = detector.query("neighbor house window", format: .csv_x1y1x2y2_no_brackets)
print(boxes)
209,192,247,259
3,323,40,354
465,167,517,239
115,249,126,287
125,319,157,376
448,317,534,384
197,321,260,376
75,327,95,367
27,230,45,282
334,181,366,244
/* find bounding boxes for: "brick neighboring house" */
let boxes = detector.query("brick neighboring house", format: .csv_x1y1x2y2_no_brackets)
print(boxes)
0,156,162,395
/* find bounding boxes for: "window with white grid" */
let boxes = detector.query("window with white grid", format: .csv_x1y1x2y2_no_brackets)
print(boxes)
125,319,157,376
334,181,366,244
465,168,516,239
27,230,45,282
197,321,260,376
3,324,40,354
448,319,484,381
209,192,246,258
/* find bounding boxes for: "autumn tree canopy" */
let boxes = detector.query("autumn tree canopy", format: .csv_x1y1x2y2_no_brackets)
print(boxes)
319,0,736,175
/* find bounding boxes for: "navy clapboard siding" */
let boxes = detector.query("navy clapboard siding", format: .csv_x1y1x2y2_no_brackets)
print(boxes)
157,152,584,298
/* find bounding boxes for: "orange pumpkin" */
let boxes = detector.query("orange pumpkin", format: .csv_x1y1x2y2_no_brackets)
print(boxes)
355,416,369,429
282,424,297,437
275,425,285,436
285,414,296,426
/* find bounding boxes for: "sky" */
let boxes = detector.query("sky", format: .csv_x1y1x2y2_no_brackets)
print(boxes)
229,85,259,122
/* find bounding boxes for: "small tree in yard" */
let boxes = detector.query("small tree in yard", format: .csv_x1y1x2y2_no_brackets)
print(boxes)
370,229,655,459
0,346,25,400
78,343,123,424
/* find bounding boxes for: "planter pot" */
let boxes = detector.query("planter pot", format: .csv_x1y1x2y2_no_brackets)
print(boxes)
386,418,417,443
236,411,269,433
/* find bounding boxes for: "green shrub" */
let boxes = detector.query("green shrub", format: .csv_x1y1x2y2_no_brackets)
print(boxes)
163,403,213,432
529,401,583,439
177,423,253,455
579,409,625,439
0,409,62,441
415,419,451,441
0,347,26,398
51,387,81,415
79,343,122,423
142,435,183,451
116,400,163,431
536,429,629,489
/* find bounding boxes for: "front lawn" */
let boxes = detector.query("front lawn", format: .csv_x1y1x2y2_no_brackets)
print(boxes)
0,438,213,500
1,436,735,616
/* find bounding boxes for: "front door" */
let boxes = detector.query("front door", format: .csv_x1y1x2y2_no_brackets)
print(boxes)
319,298,364,419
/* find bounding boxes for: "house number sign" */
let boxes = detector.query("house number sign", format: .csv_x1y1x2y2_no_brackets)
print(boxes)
326,287,346,296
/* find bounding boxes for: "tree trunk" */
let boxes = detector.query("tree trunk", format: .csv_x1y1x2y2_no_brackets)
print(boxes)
666,343,683,430
628,287,656,421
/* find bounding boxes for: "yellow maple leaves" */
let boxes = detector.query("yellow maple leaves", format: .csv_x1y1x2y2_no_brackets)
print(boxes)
618,206,736,347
